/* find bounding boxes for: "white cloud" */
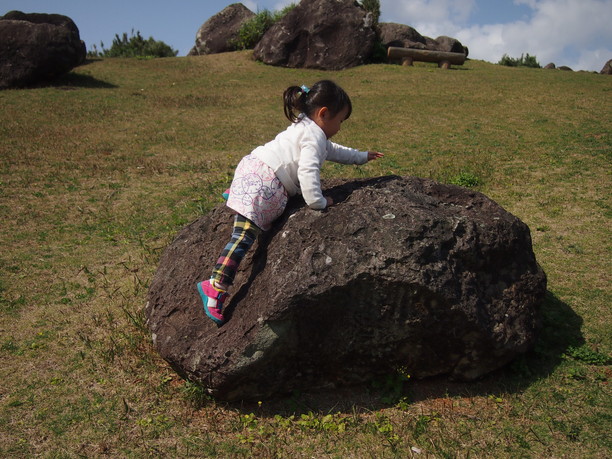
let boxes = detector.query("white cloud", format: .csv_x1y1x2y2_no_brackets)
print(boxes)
514,0,538,8
576,48,612,72
384,0,477,24
273,0,295,10
474,0,612,69
241,0,294,13
381,0,612,71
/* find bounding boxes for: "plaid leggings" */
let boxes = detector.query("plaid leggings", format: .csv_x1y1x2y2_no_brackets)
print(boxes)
211,214,261,287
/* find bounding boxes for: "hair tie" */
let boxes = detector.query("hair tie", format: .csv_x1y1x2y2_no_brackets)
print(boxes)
300,85,310,94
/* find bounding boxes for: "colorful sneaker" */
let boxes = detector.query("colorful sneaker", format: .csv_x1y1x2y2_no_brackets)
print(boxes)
197,279,228,325
222,188,230,200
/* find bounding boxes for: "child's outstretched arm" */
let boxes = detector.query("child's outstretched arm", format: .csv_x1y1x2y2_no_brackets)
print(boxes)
325,151,384,207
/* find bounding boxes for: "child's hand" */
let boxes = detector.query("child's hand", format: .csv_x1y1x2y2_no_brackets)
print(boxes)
367,151,384,161
326,196,334,207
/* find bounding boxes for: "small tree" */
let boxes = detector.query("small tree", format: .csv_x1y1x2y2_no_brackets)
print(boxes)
359,0,383,62
88,30,178,58
498,53,541,68
359,0,381,26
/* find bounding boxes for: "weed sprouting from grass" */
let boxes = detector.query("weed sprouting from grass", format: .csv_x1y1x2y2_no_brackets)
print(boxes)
1,339,19,354
296,411,350,432
0,293,26,316
120,303,148,335
413,412,439,437
181,380,212,408
564,344,611,366
449,171,481,188
373,413,401,450
371,367,411,405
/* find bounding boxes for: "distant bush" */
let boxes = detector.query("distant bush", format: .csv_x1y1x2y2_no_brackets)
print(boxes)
232,4,296,51
498,53,541,68
88,30,178,58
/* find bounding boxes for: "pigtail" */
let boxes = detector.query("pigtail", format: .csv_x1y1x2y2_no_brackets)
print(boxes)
283,86,307,123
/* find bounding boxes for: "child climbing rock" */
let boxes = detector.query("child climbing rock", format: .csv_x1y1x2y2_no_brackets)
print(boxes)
197,79,383,325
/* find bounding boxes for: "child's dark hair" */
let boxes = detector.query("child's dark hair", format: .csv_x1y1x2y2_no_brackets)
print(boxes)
283,80,352,123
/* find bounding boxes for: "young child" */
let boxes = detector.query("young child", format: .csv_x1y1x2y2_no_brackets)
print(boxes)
197,79,383,325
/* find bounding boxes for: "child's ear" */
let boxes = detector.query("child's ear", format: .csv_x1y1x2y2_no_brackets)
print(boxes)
316,107,329,119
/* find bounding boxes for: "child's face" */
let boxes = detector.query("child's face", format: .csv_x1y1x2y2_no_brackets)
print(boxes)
316,106,350,139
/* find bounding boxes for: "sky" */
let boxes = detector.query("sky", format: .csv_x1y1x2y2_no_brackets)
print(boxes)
2,0,611,71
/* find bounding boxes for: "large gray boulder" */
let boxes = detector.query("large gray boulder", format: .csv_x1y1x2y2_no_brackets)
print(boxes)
600,59,612,75
253,0,377,70
0,11,86,89
188,3,255,56
146,176,546,401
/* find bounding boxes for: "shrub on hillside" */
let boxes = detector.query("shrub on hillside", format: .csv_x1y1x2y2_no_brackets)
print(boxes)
232,4,296,51
498,53,541,68
88,30,178,58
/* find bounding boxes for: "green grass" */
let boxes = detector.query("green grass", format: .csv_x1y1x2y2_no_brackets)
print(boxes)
0,51,610,457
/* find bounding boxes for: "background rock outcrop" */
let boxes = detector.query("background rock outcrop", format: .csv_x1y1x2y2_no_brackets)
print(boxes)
0,10,86,89
379,22,427,49
188,3,254,56
191,3,468,68
379,22,467,56
253,0,377,70
146,176,546,401
432,35,467,54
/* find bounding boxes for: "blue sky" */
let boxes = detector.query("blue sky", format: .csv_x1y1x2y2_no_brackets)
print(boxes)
2,0,610,71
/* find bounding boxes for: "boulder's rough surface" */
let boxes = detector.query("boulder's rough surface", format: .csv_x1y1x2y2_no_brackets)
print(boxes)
189,3,255,56
253,0,376,70
0,11,86,89
146,176,546,401
600,59,612,75
431,35,467,55
379,22,426,49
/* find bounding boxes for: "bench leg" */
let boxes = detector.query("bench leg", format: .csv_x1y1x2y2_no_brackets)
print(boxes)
402,57,414,66
438,60,451,69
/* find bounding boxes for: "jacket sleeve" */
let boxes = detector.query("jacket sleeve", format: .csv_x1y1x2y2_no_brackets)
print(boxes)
297,137,328,210
326,141,368,165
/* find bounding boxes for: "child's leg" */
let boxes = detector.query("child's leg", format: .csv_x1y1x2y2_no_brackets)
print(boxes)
212,214,261,287
197,214,261,325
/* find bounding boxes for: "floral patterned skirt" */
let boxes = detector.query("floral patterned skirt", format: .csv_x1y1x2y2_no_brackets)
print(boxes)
226,154,288,231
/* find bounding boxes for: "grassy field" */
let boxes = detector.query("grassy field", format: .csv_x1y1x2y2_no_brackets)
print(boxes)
0,51,610,457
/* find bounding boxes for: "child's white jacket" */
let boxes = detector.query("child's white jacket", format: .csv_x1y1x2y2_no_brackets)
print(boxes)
252,115,368,210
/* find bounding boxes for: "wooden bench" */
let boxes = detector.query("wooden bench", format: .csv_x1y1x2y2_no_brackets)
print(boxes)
387,46,466,69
